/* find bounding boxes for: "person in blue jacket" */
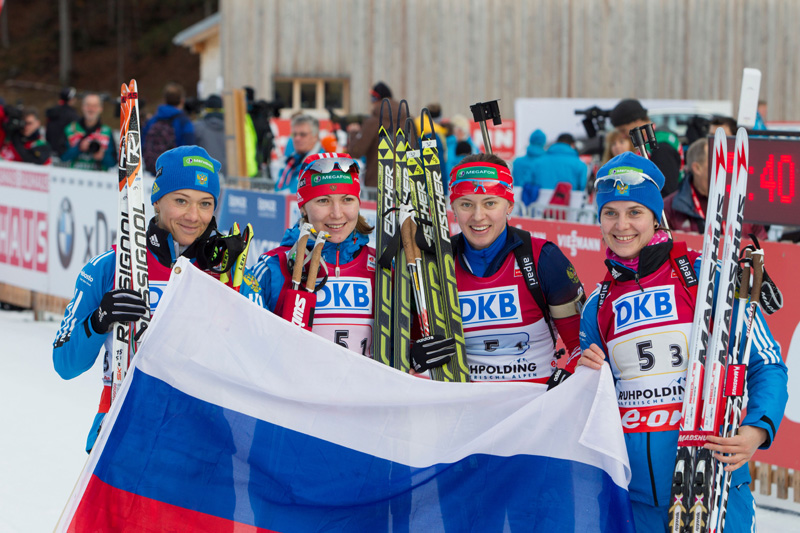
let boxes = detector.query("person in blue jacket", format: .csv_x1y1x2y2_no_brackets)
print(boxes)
578,152,788,533
512,128,547,189
528,133,588,191
52,146,249,452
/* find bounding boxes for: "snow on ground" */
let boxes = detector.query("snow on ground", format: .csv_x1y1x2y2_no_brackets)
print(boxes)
1,308,799,532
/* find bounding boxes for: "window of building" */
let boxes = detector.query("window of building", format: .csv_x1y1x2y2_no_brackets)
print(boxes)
273,77,349,118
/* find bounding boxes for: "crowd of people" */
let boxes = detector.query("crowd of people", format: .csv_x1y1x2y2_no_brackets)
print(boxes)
31,79,788,531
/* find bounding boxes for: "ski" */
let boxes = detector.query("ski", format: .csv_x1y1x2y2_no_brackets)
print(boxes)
668,128,727,532
373,99,396,367
419,110,469,382
687,128,749,533
110,80,150,403
391,101,413,373
709,131,753,533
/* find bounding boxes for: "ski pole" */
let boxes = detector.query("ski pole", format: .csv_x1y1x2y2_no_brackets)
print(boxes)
291,223,315,290
469,100,502,154
712,249,763,533
305,231,330,292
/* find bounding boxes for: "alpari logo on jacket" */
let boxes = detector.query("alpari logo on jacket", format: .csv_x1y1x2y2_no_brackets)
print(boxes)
459,286,522,327
316,277,372,313
613,285,678,334
57,197,75,269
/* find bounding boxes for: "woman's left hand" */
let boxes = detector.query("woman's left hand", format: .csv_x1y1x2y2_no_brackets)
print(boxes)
704,426,767,472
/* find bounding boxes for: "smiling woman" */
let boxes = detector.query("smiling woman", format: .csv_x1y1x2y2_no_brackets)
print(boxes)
578,152,788,533
240,152,377,357
447,153,587,385
52,145,253,454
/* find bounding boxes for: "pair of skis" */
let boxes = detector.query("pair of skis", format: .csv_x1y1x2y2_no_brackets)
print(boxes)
668,128,759,533
373,100,469,382
110,80,150,403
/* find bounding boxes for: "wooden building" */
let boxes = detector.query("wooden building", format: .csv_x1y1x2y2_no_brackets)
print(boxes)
175,0,800,121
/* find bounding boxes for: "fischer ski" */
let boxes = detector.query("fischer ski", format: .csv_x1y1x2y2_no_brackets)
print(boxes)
668,128,727,532
391,101,413,373
373,99,396,368
110,80,150,403
419,110,469,382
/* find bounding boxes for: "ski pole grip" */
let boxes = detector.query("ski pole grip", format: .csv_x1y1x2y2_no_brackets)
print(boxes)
751,251,764,303
740,249,752,297
292,233,310,287
401,216,419,264
305,243,324,292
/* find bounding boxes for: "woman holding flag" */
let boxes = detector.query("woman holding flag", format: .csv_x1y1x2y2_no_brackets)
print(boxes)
578,151,787,532
448,153,586,385
52,146,251,452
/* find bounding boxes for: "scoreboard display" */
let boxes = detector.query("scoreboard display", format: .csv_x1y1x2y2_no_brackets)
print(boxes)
708,136,800,226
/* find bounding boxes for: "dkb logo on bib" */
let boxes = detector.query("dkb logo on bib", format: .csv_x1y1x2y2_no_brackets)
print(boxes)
613,285,677,334
459,286,522,327
317,278,372,313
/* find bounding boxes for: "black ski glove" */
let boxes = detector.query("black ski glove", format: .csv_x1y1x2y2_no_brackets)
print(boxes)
90,289,148,334
197,231,248,273
546,368,572,390
410,335,455,373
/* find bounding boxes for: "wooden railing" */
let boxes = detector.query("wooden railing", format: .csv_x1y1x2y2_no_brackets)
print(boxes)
749,462,799,502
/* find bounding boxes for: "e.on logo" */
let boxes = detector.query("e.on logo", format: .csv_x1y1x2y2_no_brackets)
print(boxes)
0,205,48,272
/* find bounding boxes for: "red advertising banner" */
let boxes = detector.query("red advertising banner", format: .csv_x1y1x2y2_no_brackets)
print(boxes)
469,120,517,162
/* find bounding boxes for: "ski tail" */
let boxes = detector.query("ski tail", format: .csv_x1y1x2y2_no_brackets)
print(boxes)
708,128,751,533
690,128,749,533
110,80,151,404
392,100,413,373
668,129,727,531
419,108,469,383
373,98,396,366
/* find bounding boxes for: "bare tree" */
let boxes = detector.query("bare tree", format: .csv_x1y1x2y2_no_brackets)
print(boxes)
59,0,72,85
1,0,10,49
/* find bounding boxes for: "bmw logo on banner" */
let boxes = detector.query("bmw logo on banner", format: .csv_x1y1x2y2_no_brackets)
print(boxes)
57,197,75,269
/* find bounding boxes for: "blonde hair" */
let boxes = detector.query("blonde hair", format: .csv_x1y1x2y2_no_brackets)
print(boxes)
602,130,633,164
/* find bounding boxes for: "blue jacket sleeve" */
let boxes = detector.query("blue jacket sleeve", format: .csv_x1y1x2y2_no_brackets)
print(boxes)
579,285,605,354
52,250,116,379
240,253,284,313
737,304,788,448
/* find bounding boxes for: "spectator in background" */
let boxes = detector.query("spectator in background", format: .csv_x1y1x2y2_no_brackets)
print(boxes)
710,115,737,136
512,129,546,189
194,94,227,176
275,114,324,193
0,108,52,165
664,138,767,240
45,87,79,157
601,129,634,165
528,133,588,191
346,81,408,187
445,114,480,178
62,93,116,171
142,82,195,175
610,98,681,197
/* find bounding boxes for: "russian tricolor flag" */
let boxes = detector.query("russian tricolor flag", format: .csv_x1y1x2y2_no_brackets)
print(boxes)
57,258,634,532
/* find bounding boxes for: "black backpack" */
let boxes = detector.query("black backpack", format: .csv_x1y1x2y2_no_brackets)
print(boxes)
143,118,176,174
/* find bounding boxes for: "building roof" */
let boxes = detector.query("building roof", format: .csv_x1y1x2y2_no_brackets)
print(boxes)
173,12,221,48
